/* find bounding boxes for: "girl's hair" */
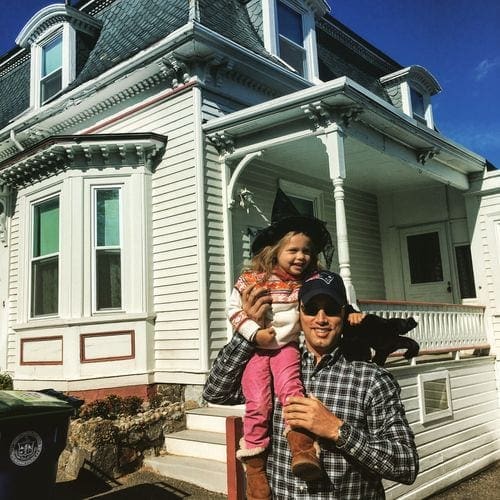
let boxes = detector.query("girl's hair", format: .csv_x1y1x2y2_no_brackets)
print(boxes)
247,231,320,278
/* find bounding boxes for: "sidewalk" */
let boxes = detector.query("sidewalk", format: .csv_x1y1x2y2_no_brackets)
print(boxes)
54,460,500,499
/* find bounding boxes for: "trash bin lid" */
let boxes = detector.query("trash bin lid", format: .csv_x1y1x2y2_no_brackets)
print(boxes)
0,391,74,420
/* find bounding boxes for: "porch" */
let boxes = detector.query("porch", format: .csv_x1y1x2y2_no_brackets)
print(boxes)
359,300,489,361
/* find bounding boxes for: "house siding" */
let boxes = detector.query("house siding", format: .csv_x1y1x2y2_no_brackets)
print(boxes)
95,89,204,376
387,357,500,498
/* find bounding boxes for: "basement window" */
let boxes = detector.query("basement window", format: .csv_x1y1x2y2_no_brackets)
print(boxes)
418,371,453,424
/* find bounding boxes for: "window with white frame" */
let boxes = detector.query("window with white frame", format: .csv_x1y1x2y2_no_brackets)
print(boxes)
277,1,306,76
31,24,75,107
40,32,63,103
263,0,321,81
418,371,453,423
93,188,122,311
31,196,59,317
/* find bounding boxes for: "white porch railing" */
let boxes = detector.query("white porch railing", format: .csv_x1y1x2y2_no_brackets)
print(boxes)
358,300,488,355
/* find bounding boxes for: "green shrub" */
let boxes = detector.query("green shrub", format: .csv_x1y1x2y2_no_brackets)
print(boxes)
0,372,13,390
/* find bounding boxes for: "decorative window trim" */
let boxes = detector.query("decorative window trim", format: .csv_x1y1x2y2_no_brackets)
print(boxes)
418,370,453,424
15,4,101,109
380,66,441,129
30,24,76,107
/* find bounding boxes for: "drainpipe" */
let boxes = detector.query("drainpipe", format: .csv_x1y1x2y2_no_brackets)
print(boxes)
319,123,357,304
10,130,24,152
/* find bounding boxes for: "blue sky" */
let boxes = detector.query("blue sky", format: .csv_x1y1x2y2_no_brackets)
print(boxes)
1,0,499,166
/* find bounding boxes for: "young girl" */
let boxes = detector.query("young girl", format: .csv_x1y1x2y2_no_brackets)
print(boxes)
227,190,363,498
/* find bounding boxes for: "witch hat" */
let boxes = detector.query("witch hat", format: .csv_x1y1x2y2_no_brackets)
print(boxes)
251,189,334,268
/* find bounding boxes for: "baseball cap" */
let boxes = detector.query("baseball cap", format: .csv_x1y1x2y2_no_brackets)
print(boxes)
299,271,348,308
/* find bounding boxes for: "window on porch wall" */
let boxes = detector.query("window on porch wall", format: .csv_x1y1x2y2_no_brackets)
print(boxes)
31,197,59,317
94,188,122,311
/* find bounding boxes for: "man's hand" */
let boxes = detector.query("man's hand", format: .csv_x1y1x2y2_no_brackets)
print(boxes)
241,283,272,327
284,395,343,441
347,312,366,325
254,327,276,348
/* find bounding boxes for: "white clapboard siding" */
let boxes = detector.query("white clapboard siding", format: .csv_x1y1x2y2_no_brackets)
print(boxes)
6,191,21,372
386,357,500,499
100,90,203,373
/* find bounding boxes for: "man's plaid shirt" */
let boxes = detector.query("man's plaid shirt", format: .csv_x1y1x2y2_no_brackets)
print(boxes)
203,334,418,499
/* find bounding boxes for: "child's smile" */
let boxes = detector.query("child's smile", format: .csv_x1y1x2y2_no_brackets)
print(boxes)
277,233,312,277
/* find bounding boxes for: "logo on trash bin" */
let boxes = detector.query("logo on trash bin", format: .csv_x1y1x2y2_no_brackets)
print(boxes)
9,431,43,466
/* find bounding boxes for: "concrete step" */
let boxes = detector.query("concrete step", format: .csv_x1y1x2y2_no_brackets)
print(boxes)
186,406,244,434
144,454,227,494
164,429,227,462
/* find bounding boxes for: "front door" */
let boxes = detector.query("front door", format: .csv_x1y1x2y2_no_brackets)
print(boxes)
400,224,454,303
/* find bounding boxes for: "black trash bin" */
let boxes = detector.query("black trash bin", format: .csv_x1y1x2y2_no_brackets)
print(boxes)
0,390,79,500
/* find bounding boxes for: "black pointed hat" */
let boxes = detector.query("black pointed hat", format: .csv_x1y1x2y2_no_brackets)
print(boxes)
251,189,334,268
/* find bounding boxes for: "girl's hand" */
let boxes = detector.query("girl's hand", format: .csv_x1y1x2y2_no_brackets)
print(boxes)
255,327,276,347
242,283,272,327
347,312,366,325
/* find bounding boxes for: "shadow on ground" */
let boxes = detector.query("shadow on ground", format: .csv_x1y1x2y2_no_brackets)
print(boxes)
54,467,226,499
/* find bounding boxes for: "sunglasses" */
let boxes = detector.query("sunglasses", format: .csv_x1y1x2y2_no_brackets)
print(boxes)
300,303,342,317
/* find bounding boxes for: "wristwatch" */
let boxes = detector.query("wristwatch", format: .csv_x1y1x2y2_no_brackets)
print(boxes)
336,422,351,447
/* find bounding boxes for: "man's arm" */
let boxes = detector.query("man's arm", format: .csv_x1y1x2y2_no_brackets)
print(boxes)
284,370,419,485
202,333,255,405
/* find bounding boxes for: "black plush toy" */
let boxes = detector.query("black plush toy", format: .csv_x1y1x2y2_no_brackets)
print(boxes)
341,314,419,366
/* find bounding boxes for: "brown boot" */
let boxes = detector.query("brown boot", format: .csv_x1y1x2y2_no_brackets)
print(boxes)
237,442,271,500
286,429,322,481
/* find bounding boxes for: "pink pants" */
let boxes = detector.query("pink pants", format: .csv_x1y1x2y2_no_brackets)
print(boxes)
241,342,304,450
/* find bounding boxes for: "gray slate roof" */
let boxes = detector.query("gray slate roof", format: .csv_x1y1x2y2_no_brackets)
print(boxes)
0,0,400,130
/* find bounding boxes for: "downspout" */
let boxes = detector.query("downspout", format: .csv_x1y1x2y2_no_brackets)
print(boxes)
193,85,209,373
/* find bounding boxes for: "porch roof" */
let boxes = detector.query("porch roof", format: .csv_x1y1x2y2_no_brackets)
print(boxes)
204,77,485,193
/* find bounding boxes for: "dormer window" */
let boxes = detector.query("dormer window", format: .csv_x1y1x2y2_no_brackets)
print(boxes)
40,33,64,103
277,1,306,75
15,4,101,109
380,65,442,129
263,0,329,81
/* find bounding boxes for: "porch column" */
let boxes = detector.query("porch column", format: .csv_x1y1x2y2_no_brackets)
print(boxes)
320,124,357,304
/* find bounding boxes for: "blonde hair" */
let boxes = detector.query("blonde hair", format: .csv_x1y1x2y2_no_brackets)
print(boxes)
247,231,320,279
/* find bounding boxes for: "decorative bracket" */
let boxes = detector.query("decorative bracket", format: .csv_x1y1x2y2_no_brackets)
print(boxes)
417,148,440,165
301,102,363,130
0,184,9,247
207,132,235,156
159,55,191,88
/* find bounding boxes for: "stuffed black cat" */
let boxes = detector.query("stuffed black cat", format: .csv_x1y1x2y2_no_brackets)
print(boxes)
341,314,419,366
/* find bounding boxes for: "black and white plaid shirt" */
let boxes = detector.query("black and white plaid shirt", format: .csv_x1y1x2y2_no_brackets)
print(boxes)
203,334,419,499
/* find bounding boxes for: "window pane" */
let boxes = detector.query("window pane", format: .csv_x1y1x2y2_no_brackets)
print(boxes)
407,232,443,283
279,37,305,75
288,195,314,216
31,256,58,316
42,35,62,77
96,250,122,309
33,198,59,257
41,69,62,102
96,189,120,247
455,245,476,298
277,1,303,44
411,88,425,117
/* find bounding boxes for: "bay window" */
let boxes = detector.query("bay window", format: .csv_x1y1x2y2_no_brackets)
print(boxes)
31,197,59,317
94,188,122,311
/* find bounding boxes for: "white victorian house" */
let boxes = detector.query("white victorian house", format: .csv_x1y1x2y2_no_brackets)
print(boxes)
0,0,499,497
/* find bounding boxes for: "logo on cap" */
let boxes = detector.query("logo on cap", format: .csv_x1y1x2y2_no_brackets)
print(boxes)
9,431,43,466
